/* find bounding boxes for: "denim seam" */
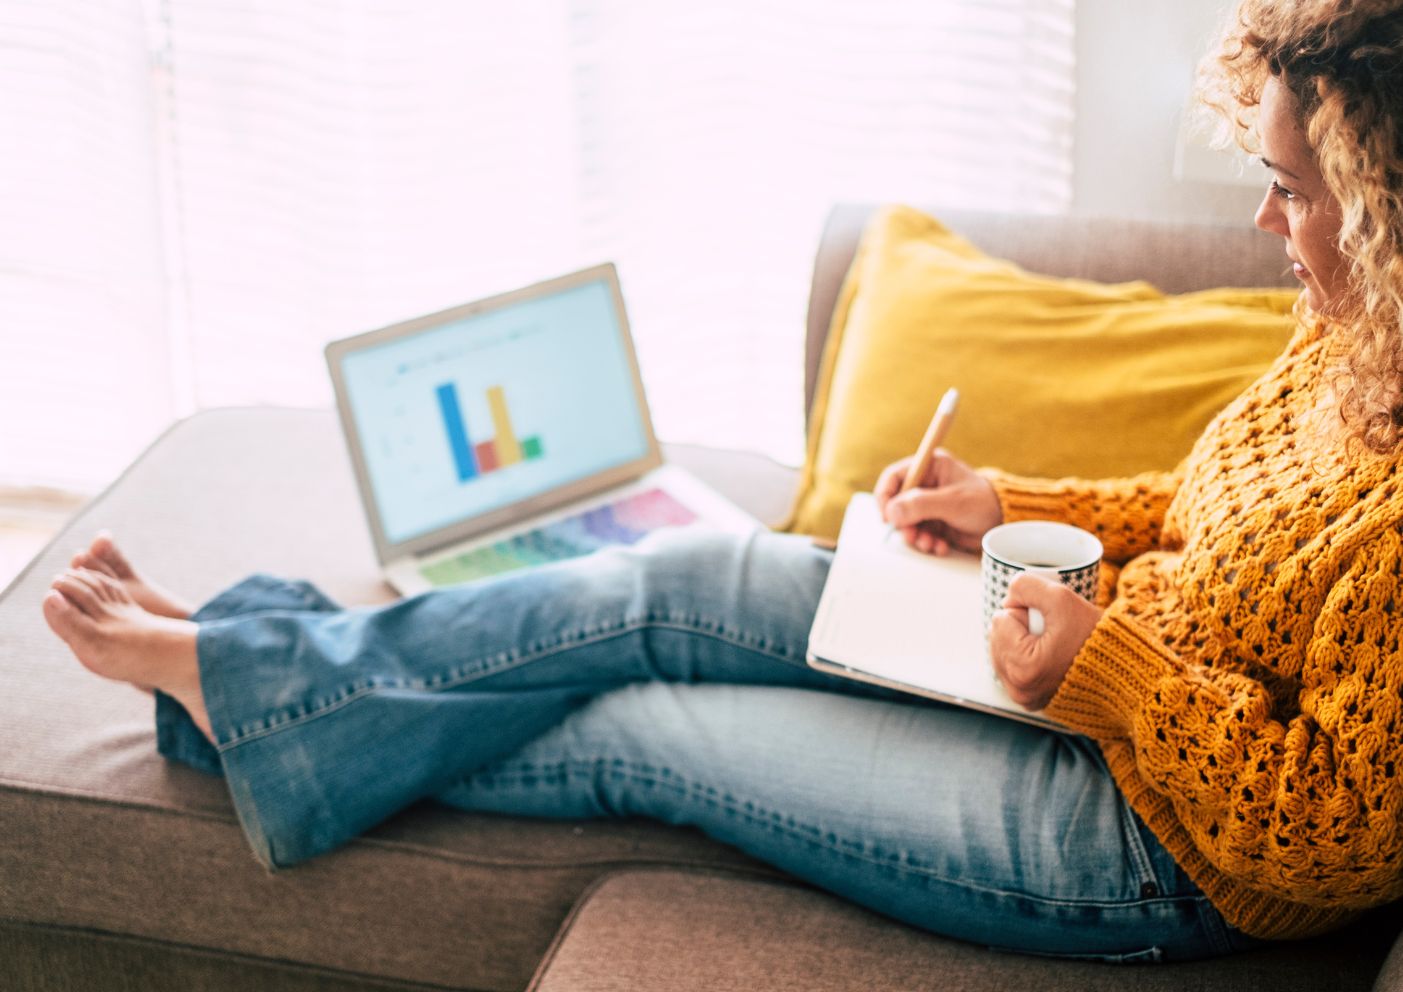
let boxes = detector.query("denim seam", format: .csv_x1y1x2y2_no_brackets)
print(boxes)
214,615,805,751
454,757,1208,915
1193,893,1237,955
1115,796,1160,894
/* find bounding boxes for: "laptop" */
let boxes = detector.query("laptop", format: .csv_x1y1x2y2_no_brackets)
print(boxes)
325,262,761,596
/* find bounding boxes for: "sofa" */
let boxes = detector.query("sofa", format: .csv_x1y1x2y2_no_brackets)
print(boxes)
3,206,1402,991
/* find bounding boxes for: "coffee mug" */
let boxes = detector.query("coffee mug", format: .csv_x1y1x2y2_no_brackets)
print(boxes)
981,522,1102,636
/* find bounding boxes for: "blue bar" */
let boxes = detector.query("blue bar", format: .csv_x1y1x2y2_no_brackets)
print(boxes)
435,382,478,481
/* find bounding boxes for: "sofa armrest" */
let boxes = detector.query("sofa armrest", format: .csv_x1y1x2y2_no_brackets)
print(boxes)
661,442,799,529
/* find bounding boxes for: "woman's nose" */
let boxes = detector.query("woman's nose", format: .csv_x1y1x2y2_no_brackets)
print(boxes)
1254,188,1287,236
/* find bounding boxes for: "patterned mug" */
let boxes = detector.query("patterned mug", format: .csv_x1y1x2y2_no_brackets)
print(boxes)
981,521,1102,636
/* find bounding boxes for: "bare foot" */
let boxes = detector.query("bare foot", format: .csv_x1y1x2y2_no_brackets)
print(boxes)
70,531,194,620
42,566,214,744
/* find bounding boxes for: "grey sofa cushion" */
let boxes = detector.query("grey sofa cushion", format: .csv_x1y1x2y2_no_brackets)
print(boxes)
0,407,801,991
0,919,430,992
529,868,1402,992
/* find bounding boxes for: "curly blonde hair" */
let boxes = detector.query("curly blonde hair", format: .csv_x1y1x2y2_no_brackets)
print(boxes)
1199,0,1403,455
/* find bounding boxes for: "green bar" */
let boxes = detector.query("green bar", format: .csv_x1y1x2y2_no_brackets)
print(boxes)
521,435,543,460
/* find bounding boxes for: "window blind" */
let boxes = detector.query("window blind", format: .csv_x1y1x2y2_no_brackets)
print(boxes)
1,0,1074,494
1,0,170,492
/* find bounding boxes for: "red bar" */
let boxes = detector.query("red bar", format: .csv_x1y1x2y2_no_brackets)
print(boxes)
474,440,499,473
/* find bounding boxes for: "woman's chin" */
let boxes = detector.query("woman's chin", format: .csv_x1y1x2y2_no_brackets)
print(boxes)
1301,283,1332,313
1300,274,1353,315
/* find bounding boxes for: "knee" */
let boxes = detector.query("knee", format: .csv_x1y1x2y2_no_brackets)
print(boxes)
619,526,745,605
556,681,729,786
609,527,825,627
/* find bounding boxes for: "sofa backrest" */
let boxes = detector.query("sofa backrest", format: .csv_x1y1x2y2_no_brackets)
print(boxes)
803,205,1300,429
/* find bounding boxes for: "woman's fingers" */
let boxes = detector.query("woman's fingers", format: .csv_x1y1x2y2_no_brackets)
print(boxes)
877,452,1000,550
990,577,1104,709
888,485,962,529
874,457,914,515
901,522,953,556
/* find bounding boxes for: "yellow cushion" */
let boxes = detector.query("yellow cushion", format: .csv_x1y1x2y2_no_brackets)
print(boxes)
780,205,1299,539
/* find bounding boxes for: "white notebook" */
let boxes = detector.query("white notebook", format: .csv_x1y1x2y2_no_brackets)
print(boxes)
806,493,1065,732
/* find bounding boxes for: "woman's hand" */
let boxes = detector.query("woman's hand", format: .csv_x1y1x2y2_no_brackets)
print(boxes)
874,450,1003,555
989,573,1102,710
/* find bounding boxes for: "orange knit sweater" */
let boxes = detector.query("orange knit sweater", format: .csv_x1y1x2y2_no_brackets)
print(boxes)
984,317,1403,940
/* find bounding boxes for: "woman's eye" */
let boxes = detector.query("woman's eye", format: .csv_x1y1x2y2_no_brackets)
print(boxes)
1270,179,1295,200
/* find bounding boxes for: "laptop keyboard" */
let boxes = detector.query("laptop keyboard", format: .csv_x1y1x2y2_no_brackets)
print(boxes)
418,487,699,586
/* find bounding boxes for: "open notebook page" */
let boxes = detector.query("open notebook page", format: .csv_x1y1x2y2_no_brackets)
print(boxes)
806,492,1063,731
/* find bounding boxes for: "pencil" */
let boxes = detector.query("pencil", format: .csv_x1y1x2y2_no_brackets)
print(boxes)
886,387,959,539
900,387,960,495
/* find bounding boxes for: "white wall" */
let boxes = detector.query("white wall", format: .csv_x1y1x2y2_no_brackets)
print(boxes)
1072,0,1264,225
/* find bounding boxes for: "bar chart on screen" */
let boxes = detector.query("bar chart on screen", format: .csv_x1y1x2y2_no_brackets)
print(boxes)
340,277,651,546
435,381,544,483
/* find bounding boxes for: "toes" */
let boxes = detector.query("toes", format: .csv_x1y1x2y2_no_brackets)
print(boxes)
42,589,73,633
44,586,93,629
83,567,130,604
72,549,118,579
91,531,135,579
72,567,112,599
42,588,69,621
53,570,101,615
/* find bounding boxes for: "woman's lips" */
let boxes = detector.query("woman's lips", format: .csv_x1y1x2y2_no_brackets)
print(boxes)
1292,261,1309,279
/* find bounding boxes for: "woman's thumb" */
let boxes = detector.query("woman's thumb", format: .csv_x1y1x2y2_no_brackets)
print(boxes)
1004,571,1061,610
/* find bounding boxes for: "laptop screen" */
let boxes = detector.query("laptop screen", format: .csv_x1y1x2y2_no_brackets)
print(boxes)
336,272,652,547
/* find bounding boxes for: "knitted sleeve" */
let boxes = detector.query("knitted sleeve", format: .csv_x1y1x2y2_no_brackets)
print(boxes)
1046,533,1403,908
979,464,1183,565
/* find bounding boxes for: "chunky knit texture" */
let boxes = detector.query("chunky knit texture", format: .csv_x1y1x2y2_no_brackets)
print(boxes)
983,317,1403,940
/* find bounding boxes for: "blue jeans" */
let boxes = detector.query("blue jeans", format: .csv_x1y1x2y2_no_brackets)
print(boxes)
156,527,1257,962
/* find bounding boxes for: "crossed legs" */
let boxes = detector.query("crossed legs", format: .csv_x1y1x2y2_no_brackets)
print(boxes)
40,527,1247,960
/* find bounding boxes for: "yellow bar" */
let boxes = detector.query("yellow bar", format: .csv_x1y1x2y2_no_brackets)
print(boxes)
486,385,523,467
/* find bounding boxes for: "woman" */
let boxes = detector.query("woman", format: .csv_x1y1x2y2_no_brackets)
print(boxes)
40,0,1403,962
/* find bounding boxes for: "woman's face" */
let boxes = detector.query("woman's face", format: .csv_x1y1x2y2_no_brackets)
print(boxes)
1253,77,1349,311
